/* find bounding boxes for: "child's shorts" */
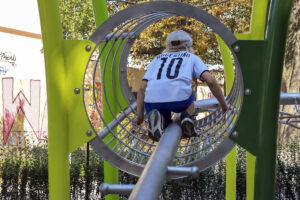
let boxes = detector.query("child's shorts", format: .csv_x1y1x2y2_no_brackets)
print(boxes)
144,93,194,124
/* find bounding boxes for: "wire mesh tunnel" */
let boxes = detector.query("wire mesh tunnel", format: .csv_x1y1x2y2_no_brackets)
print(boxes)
83,1,243,178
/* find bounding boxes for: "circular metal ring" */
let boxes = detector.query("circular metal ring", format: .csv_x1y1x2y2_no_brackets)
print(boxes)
83,1,243,178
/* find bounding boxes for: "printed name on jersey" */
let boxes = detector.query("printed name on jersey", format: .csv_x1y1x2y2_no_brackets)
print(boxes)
156,52,191,60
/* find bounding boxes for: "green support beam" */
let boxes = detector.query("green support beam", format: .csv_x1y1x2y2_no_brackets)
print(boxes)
37,1,70,199
217,36,236,200
219,0,269,198
254,0,292,199
37,0,106,199
220,0,292,199
92,1,120,199
234,1,269,199
100,41,121,200
231,1,292,199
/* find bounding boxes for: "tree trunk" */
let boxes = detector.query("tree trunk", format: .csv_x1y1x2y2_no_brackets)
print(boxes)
279,0,300,141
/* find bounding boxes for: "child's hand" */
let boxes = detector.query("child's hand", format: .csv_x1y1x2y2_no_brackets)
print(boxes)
222,104,229,113
135,115,144,125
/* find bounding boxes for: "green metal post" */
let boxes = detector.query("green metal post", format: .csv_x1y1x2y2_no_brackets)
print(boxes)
38,0,101,199
92,1,119,200
255,0,292,199
246,152,255,200
235,1,269,199
217,36,236,200
101,44,120,200
37,0,70,199
92,0,108,25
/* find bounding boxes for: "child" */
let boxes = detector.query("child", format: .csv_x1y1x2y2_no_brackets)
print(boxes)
136,30,228,141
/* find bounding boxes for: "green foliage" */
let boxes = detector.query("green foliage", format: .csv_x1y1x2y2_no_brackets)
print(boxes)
275,140,300,199
27,147,48,200
70,147,85,199
0,142,298,199
0,146,48,200
58,0,252,65
160,160,226,199
1,157,21,199
69,146,105,199
59,0,95,39
106,0,253,66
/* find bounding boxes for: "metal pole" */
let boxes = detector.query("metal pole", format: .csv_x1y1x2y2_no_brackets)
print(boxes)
36,0,70,199
255,0,292,199
91,1,120,200
98,102,136,139
280,93,300,105
100,183,135,196
129,123,182,200
167,166,200,178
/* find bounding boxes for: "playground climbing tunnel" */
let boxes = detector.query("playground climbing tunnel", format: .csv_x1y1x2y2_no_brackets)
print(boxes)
83,1,244,178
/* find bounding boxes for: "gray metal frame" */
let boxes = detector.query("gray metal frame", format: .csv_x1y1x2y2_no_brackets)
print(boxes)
129,123,182,200
84,1,244,178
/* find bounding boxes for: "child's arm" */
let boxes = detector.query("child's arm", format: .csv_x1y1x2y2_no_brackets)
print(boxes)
136,80,148,124
200,71,228,112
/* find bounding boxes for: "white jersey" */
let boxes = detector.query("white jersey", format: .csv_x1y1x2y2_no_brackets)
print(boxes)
143,51,208,103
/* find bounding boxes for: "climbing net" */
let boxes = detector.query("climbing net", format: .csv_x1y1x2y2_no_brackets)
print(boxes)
279,99,300,129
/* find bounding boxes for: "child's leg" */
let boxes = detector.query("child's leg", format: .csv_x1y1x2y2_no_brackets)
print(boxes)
170,100,195,137
185,101,195,116
170,94,195,123
180,102,196,137
144,102,171,141
168,93,195,137
144,103,172,124
171,113,181,123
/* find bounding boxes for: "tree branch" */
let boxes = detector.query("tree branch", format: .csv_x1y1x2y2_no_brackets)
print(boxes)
198,0,231,7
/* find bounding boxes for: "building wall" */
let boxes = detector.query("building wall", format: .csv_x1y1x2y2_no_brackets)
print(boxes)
0,0,47,146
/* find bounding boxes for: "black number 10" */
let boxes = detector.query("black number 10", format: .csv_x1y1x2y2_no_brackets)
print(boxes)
156,57,183,80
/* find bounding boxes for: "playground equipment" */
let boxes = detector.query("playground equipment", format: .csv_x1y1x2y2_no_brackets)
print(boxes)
279,93,300,129
83,1,293,199
37,0,294,199
85,1,242,178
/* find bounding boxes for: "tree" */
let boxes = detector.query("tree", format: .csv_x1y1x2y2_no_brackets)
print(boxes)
106,0,252,67
279,0,300,142
59,0,95,39
59,0,252,66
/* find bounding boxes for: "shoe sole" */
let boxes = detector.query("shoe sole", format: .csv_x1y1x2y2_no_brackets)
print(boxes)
181,117,194,137
148,110,164,141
